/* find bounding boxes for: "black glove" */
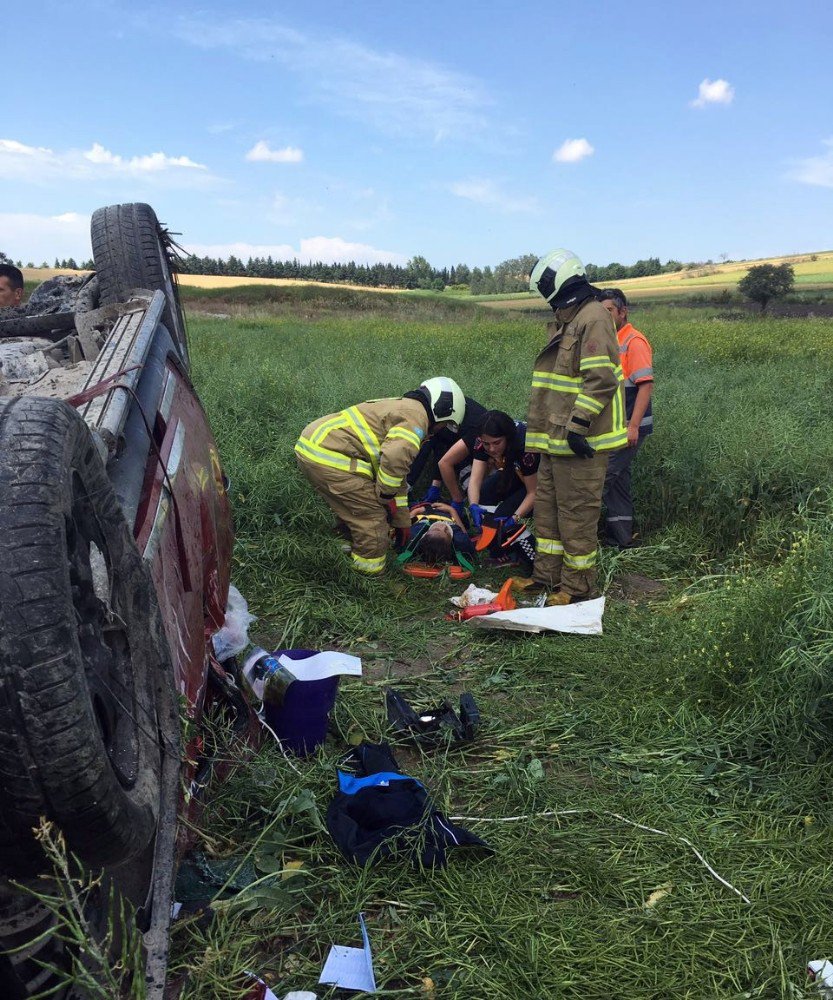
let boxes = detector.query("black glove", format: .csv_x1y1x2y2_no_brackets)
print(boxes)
566,431,596,459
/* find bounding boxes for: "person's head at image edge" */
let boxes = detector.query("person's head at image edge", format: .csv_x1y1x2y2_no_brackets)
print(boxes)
0,264,24,309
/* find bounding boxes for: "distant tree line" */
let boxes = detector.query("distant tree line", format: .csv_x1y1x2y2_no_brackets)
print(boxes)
11,251,788,302
34,251,686,293
177,253,461,292
585,257,685,282
3,257,96,270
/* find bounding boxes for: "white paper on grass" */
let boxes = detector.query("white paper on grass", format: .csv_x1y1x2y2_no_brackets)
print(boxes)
319,912,376,993
466,597,605,635
276,651,362,681
449,584,499,608
808,960,833,997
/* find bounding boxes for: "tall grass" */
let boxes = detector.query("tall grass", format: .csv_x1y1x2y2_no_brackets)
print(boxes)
634,307,833,550
167,292,833,999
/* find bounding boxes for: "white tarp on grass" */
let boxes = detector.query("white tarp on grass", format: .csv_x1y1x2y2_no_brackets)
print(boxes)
464,596,605,635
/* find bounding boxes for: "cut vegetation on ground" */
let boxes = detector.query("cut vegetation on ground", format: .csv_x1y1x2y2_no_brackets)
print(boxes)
164,287,833,999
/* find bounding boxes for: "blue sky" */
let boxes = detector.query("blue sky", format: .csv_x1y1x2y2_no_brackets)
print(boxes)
2,0,832,269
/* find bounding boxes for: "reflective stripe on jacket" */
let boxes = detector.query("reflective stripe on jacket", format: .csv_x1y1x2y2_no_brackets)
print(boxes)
295,397,430,503
526,299,626,456
618,322,654,436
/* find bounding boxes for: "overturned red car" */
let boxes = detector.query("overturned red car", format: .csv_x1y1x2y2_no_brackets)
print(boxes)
0,204,250,997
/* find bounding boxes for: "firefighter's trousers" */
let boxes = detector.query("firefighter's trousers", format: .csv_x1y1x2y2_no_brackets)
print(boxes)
295,455,389,575
602,440,642,547
533,452,610,598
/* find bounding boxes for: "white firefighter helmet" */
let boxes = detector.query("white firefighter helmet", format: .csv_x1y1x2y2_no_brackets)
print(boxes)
529,248,585,304
419,376,465,429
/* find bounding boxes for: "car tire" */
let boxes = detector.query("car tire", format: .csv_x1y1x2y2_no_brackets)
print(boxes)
0,396,170,874
90,201,189,364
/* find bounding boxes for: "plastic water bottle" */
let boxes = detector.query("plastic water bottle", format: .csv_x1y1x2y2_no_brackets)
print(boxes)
242,647,295,706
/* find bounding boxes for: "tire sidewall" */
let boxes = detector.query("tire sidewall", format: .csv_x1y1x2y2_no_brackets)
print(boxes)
0,398,166,873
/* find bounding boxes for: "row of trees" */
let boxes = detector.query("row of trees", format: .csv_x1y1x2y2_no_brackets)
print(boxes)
585,257,684,282
176,253,457,290
4,251,687,293
2,257,94,270
4,253,796,308
17,251,555,294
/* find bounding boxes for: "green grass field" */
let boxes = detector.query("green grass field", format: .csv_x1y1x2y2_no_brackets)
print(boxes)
165,290,833,999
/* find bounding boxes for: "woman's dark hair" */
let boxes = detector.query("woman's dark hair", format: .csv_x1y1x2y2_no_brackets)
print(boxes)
416,530,453,565
480,410,516,441
478,410,520,496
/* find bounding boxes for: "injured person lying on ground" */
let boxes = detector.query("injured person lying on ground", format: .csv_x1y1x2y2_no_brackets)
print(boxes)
397,501,537,579
397,502,477,578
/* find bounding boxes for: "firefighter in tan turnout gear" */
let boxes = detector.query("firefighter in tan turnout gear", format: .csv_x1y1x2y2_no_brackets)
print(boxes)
295,378,466,575
518,249,626,603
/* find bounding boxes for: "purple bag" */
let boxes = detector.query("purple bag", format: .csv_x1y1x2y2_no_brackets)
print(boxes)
262,649,341,757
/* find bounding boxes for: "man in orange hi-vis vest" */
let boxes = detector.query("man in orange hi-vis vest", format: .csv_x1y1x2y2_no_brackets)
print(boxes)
598,289,654,549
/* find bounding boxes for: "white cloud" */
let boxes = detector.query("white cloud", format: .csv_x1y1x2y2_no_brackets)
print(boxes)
0,212,91,263
553,138,594,163
0,139,53,157
690,78,735,108
185,236,407,266
789,138,833,188
174,16,491,141
245,141,304,163
1,214,405,270
301,236,406,265
84,142,207,173
0,138,212,186
449,178,537,214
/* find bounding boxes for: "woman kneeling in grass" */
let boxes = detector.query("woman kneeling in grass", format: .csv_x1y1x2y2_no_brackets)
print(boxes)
467,411,539,530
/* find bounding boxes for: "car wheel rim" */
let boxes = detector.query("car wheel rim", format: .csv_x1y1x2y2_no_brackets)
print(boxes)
66,471,140,789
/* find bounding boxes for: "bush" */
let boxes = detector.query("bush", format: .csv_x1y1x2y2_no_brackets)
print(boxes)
738,263,795,312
